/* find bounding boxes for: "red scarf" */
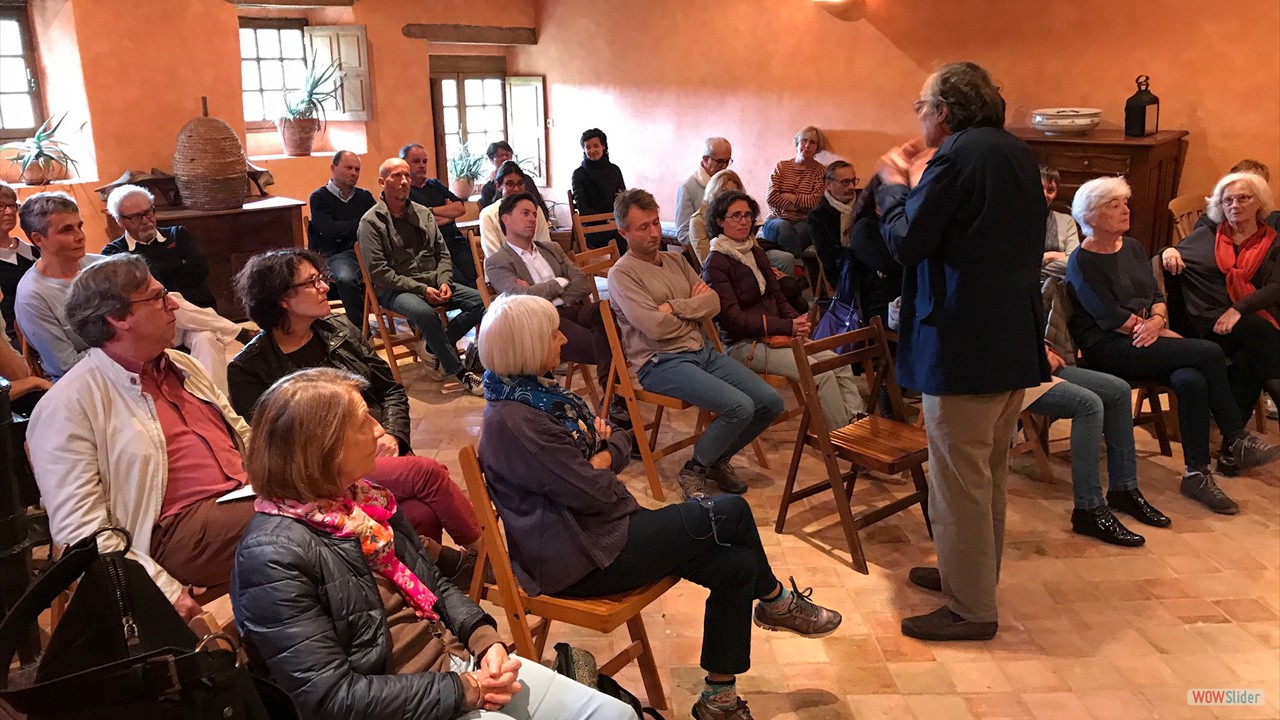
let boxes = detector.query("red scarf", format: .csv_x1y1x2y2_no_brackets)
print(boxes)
1215,222,1278,329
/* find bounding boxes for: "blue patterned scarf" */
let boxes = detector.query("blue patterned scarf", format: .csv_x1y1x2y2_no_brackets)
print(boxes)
482,372,603,459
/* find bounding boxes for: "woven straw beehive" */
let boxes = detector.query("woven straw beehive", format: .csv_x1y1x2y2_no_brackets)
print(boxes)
172,98,247,211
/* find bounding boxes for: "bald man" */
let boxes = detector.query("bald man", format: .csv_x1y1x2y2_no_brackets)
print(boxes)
357,158,485,396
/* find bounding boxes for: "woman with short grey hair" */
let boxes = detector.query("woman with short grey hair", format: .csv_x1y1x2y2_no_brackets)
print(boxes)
760,126,827,257
0,182,38,346
1064,176,1280,516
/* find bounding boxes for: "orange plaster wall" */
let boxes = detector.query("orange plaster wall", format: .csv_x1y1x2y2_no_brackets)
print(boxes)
510,0,1280,223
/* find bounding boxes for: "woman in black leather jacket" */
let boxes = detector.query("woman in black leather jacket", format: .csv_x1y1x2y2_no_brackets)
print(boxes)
232,368,635,720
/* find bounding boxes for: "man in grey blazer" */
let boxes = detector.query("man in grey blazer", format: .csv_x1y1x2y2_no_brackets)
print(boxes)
485,192,617,404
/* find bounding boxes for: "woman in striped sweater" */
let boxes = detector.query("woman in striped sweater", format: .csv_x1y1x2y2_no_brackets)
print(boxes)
760,126,827,257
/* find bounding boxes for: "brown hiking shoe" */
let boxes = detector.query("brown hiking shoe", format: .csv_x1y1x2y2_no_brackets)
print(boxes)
678,463,710,500
692,697,753,720
707,459,747,494
753,577,842,638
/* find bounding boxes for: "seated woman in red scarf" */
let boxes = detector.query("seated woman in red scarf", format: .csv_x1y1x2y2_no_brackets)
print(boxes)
1159,170,1280,436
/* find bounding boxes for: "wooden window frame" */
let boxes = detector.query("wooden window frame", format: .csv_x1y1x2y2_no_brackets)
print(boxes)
0,2,46,141
429,70,509,183
238,17,308,132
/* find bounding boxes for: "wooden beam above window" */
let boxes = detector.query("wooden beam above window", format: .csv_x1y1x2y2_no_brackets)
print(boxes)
226,0,354,7
402,23,536,46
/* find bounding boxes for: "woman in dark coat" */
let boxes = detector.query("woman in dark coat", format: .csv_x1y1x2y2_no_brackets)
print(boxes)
570,128,627,251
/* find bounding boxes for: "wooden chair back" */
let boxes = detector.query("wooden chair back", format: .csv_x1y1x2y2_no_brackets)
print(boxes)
571,239,621,302
1168,193,1205,244
12,321,46,379
353,241,422,384
467,229,496,308
567,190,620,255
456,445,672,710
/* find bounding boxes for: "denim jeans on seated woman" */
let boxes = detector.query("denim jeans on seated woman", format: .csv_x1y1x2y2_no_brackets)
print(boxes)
1026,365,1138,509
760,218,815,257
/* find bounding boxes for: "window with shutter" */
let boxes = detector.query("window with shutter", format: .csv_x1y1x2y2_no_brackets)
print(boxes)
505,76,547,186
304,25,370,122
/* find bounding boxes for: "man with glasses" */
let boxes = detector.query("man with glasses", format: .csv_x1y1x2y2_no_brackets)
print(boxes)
103,184,218,310
30,254,258,624
808,160,860,288
478,161,553,257
675,137,733,247
15,192,244,389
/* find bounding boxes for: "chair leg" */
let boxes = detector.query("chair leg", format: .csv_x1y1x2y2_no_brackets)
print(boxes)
750,438,770,470
828,459,869,574
1025,414,1053,482
776,416,810,533
910,465,932,539
650,406,665,453
1256,397,1268,433
626,616,667,711
627,393,667,502
532,617,553,661
1149,391,1174,457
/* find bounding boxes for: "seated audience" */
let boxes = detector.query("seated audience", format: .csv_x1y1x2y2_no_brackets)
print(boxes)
1194,159,1280,233
232,367,635,720
1039,165,1081,280
570,128,628,252
477,140,515,211
1024,343,1169,546
703,190,864,431
845,176,903,326
308,150,377,322
0,182,38,347
808,160,859,287
228,248,484,581
1065,176,1279,515
15,192,242,388
1161,170,1280,424
608,188,783,498
102,184,217,309
675,137,733,247
483,192,623,420
479,162,553,257
477,294,841,720
30,255,254,622
402,143,477,288
358,158,485,396
760,126,826,256
690,170,796,275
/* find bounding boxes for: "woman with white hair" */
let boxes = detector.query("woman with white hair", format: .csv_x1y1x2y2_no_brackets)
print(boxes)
102,183,218,310
477,294,841,720
760,126,827,257
1064,176,1280,516
1159,171,1280,426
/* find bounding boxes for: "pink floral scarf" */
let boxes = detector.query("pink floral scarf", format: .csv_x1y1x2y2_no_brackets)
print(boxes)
255,479,440,620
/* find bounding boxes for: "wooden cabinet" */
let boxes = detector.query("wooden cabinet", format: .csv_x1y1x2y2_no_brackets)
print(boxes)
1011,128,1189,254
108,197,305,320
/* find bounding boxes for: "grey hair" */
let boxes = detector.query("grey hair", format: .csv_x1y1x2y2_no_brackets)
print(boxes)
17,191,78,239
106,184,155,219
793,126,827,152
477,294,561,377
67,255,152,348
922,61,1006,132
702,137,730,158
0,182,15,203
1205,172,1275,225
1071,176,1131,237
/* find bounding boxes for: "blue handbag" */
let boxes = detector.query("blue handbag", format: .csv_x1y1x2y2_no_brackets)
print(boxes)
811,261,863,354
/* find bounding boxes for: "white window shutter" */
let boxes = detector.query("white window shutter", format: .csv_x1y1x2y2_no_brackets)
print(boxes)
305,25,370,121
505,76,547,186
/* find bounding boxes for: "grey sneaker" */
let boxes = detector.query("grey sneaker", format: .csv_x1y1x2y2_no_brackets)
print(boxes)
692,697,753,720
1180,471,1238,515
1222,434,1280,473
753,577,842,638
459,372,485,397
678,463,709,500
707,459,748,494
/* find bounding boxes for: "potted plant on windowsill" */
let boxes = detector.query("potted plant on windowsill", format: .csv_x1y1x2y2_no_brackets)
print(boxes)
276,59,340,157
448,144,485,199
0,114,78,185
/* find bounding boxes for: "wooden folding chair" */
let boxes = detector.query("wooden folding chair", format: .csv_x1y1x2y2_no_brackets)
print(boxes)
457,446,673,711
1168,193,1205,244
467,229,497,308
353,241,424,385
1010,410,1055,481
568,190,620,255
781,317,931,574
12,321,46,379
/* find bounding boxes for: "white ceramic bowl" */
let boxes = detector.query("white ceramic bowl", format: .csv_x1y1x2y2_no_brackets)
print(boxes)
1031,107,1102,135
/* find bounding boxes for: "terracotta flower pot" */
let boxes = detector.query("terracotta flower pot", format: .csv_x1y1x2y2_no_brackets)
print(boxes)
450,178,476,200
0,155,68,185
276,117,322,157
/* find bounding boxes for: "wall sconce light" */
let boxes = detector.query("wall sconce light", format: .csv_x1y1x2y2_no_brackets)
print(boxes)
815,0,867,22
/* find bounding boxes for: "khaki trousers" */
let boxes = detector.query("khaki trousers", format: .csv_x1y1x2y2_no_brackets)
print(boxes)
921,390,1023,623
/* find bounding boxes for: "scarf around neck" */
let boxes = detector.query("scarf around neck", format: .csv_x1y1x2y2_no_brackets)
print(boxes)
482,371,603,459
824,191,855,248
710,233,766,293
255,479,440,620
1215,222,1279,329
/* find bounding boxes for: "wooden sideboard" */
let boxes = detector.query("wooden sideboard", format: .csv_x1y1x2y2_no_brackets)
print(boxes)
1011,128,1189,254
106,196,305,321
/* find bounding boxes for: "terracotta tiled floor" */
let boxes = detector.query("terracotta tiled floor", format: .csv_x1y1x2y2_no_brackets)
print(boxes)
403,363,1280,720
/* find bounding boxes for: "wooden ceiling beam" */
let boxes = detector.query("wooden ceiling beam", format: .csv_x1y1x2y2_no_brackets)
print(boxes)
402,23,536,45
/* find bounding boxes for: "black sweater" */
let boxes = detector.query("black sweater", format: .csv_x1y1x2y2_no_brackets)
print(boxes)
308,185,376,257
1162,225,1280,337
101,226,216,309
570,156,626,216
1066,237,1164,352
0,240,38,345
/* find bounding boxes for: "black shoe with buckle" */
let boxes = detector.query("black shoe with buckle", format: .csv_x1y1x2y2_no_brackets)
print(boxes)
1107,488,1171,528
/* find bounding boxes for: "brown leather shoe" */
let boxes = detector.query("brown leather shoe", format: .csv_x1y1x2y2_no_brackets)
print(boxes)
908,566,941,592
901,606,997,641
692,697,753,720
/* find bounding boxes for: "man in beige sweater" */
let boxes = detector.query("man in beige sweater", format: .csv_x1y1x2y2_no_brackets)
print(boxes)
607,189,783,499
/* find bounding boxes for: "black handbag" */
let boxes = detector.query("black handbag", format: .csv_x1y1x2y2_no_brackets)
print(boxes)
0,527,296,720
552,642,665,720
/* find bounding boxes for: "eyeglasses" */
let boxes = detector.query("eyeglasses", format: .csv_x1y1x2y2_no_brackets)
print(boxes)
501,180,525,190
290,273,333,291
0,203,18,213
119,206,156,223
1221,194,1256,207
707,156,733,168
724,211,754,223
130,288,171,306
834,177,859,187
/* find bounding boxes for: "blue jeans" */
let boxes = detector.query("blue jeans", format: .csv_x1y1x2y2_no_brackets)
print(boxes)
325,249,367,326
760,218,815,256
638,342,784,466
381,284,484,376
1027,366,1138,509
764,248,796,276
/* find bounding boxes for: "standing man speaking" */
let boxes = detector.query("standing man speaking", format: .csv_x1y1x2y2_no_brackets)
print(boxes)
876,62,1048,641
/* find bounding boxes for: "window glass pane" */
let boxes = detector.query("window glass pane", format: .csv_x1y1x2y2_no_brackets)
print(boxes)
0,93,35,129
262,90,286,120
241,60,260,91
443,106,459,134
239,28,257,59
484,78,504,105
486,131,505,148
255,28,280,58
259,61,284,90
283,59,306,91
0,21,21,54
465,105,485,133
485,105,504,133
440,79,457,107
445,134,461,159
0,58,26,93
279,29,305,59
242,92,264,122
463,78,483,102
